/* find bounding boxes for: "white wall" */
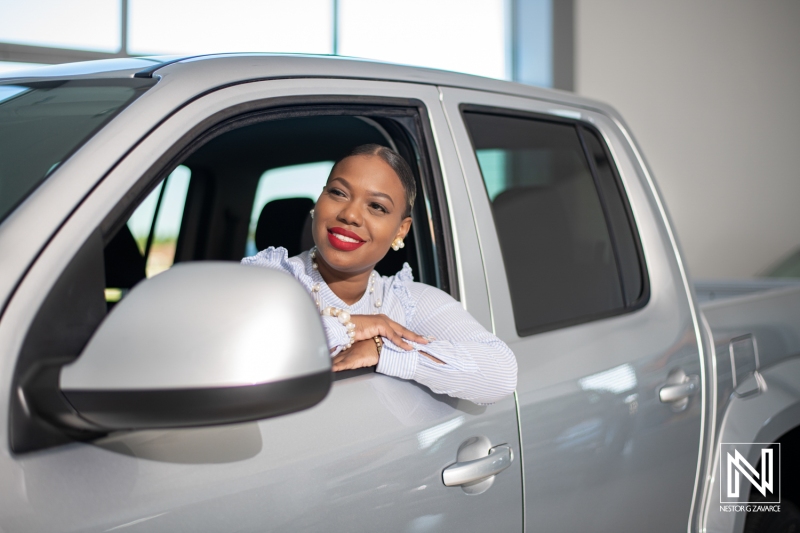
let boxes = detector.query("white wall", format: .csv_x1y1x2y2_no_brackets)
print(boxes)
575,1,800,278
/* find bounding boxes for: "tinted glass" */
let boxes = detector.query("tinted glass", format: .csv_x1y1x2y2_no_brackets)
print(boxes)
581,127,644,304
464,111,624,335
0,80,149,225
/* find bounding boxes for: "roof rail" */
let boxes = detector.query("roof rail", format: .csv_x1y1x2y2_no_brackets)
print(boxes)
134,55,201,78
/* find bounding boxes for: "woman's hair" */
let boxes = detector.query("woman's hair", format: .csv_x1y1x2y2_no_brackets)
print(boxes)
337,144,416,217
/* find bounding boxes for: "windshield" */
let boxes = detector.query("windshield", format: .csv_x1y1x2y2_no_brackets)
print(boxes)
0,79,152,225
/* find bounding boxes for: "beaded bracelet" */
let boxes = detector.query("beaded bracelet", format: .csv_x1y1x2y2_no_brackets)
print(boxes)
373,335,383,357
322,306,357,350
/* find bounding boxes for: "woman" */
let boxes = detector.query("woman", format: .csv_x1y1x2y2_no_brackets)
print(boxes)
242,144,516,405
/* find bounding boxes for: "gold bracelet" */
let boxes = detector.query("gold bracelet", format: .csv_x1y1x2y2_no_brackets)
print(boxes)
373,335,383,357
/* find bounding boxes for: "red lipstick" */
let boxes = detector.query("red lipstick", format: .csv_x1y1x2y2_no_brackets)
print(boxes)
327,227,366,251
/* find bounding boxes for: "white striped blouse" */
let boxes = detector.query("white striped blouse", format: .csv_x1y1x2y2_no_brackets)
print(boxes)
241,247,517,405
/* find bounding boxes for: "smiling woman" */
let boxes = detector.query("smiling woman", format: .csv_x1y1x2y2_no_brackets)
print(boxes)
242,144,517,405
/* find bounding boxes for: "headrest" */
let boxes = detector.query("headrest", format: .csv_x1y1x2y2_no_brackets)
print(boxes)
492,185,572,255
255,197,314,257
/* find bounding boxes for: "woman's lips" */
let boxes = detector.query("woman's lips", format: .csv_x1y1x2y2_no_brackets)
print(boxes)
327,227,366,251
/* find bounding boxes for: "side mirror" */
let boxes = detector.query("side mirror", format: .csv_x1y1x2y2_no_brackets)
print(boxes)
58,262,331,431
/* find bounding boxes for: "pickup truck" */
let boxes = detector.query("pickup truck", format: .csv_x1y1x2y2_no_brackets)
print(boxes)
0,55,798,533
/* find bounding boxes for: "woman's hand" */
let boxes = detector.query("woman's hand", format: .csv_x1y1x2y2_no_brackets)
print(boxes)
332,339,381,372
350,314,428,350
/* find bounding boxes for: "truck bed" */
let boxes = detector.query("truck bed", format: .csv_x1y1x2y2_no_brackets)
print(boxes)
700,283,800,371
694,278,800,303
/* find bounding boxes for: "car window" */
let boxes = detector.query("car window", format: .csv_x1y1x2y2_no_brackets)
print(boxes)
0,79,151,226
105,165,191,305
463,110,636,335
101,112,445,308
129,165,192,277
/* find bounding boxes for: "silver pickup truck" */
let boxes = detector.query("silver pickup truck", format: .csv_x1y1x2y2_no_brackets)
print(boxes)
1,55,798,533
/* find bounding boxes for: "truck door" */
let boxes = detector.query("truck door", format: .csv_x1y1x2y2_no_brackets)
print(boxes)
440,87,705,532
0,78,522,532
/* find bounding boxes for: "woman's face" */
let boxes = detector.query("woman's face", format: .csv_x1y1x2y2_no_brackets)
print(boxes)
313,154,411,274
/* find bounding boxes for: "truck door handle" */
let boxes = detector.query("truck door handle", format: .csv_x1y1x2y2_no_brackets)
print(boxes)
442,445,514,487
659,374,700,403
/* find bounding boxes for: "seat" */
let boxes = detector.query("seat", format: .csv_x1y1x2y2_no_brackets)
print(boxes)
492,185,620,331
255,197,315,257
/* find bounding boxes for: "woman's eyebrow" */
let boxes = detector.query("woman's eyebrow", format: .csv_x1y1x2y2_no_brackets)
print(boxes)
329,176,351,188
367,191,395,206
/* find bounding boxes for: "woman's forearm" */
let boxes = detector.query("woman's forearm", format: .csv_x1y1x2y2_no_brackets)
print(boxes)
376,335,517,405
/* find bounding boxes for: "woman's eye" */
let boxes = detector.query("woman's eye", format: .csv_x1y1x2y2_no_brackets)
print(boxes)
370,203,388,213
329,188,346,197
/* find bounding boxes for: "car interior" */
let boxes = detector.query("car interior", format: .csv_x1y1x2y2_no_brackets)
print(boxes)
103,109,444,309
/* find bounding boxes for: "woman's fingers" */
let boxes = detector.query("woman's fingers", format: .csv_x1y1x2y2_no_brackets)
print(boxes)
374,316,425,350
395,325,429,345
332,356,353,372
383,329,415,351
332,340,379,371
349,315,428,351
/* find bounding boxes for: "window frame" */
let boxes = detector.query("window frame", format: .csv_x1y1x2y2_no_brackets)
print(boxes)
459,103,650,336
8,84,462,453
102,96,458,299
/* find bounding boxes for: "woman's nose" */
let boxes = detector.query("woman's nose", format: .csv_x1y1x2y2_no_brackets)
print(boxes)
336,201,362,226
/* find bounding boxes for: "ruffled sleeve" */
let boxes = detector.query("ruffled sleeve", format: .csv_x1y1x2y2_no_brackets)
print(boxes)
241,247,350,353
388,262,417,324
241,246,307,281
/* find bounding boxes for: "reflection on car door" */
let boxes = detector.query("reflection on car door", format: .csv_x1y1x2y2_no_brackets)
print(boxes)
3,80,522,532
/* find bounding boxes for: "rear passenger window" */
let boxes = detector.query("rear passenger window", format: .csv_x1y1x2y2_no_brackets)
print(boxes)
463,110,645,335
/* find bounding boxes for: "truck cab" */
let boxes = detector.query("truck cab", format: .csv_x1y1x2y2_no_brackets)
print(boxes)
1,55,798,533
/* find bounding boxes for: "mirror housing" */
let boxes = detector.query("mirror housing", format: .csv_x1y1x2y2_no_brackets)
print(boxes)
58,262,331,431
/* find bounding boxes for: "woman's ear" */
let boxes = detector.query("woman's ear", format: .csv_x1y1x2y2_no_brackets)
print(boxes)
397,216,412,241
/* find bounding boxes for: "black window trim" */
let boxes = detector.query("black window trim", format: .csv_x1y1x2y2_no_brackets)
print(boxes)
576,124,649,308
459,103,650,337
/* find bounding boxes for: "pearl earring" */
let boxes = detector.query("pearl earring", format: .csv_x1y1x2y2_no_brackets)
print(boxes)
391,238,405,251
309,208,315,219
